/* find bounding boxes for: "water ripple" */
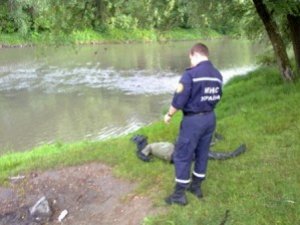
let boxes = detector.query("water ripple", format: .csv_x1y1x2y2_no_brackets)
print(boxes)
0,63,256,95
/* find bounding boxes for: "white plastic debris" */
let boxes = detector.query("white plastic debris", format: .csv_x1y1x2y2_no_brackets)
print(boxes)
58,209,68,222
9,175,25,181
29,196,52,218
286,200,295,204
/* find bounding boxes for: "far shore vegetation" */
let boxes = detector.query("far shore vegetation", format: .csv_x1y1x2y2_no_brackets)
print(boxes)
0,1,241,47
0,66,299,225
0,27,221,47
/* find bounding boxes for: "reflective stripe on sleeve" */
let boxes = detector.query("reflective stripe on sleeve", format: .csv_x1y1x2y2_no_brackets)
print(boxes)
193,171,206,178
192,77,222,84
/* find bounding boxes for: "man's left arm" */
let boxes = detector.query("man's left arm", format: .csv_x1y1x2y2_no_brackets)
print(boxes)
164,105,178,124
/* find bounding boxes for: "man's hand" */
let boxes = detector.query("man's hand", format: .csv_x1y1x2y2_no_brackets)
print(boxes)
164,106,177,124
164,113,172,124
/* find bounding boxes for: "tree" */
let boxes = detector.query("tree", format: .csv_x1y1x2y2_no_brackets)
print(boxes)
191,0,299,81
252,0,293,81
287,12,300,72
262,0,300,75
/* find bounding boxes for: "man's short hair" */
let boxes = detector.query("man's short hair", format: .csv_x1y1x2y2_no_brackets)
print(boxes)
190,43,209,57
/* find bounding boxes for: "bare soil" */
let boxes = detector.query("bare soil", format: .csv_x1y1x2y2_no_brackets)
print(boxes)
0,163,162,225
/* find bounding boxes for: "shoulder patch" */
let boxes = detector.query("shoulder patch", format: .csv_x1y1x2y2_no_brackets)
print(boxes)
176,83,184,93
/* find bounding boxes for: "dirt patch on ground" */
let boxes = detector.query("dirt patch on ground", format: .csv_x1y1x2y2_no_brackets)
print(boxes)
0,163,162,225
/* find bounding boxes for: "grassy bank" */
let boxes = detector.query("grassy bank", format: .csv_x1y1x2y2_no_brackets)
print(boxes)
0,28,220,47
1,67,299,225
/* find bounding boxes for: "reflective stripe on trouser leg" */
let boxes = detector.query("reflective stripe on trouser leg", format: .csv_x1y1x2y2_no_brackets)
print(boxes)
192,171,206,179
175,178,191,184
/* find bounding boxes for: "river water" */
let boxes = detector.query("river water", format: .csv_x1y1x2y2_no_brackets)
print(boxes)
0,39,261,153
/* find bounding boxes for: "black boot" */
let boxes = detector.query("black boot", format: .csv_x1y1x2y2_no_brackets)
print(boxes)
131,135,151,162
187,175,203,198
165,183,188,206
131,134,148,150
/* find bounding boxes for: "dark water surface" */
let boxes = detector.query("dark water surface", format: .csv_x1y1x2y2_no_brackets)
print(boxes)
0,39,262,153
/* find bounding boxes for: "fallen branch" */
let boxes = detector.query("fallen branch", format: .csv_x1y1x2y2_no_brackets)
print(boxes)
219,210,230,225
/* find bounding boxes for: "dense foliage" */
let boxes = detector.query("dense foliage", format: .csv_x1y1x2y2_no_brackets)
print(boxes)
0,0,249,36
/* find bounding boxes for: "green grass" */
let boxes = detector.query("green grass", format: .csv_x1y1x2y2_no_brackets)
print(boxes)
159,27,220,41
0,33,28,46
0,66,299,225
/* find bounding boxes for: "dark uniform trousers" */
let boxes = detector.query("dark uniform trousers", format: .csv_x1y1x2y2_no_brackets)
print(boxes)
173,111,216,186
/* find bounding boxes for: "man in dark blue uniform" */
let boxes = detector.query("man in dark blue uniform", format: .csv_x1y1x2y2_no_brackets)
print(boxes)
164,43,223,206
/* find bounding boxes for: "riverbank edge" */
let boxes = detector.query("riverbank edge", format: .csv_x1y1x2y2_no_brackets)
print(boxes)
1,66,299,225
0,28,222,48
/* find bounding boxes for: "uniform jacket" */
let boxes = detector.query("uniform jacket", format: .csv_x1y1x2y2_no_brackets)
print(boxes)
172,60,223,114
